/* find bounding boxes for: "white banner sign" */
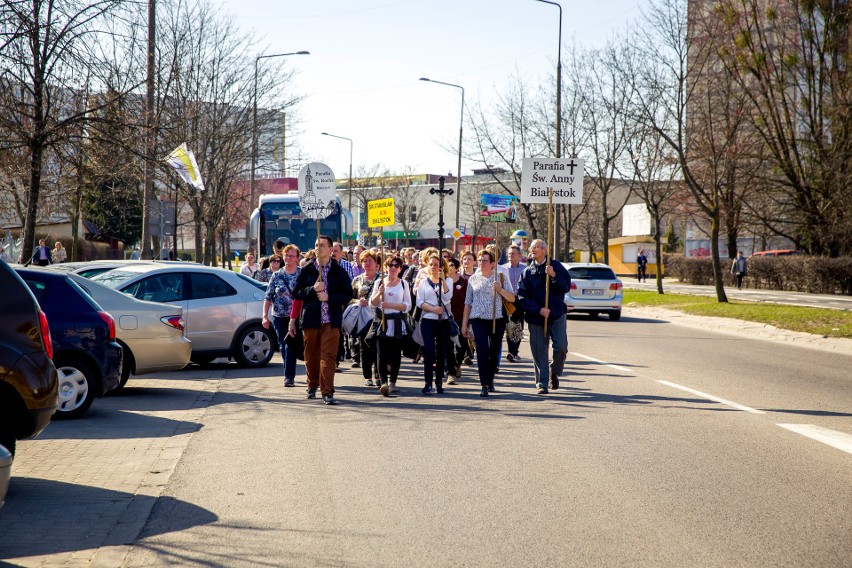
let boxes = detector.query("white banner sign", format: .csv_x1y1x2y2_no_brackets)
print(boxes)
520,157,584,204
298,162,337,220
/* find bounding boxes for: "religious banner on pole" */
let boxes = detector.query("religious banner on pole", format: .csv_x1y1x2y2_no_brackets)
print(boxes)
297,162,337,219
479,194,518,223
520,158,584,204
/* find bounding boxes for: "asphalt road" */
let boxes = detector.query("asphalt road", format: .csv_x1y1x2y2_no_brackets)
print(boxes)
2,311,850,567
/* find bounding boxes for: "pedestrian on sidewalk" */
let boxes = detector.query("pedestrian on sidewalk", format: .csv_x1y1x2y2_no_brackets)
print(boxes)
461,249,515,397
293,235,352,405
416,253,453,394
637,249,648,282
516,239,570,395
262,246,300,387
371,254,411,396
731,251,748,289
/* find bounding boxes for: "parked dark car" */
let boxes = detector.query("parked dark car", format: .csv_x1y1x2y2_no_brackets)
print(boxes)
15,268,123,419
0,260,57,455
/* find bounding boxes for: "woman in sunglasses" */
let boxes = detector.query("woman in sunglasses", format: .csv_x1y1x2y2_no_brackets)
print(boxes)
461,249,516,397
371,254,412,396
415,253,453,394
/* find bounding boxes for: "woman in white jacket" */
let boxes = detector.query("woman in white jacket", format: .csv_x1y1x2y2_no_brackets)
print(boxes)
415,253,453,394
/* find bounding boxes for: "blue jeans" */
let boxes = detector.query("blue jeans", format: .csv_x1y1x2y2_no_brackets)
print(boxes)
527,314,567,387
271,316,297,382
470,318,505,388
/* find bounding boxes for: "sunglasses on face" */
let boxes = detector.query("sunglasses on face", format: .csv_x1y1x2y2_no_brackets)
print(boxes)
388,263,401,268
270,260,281,263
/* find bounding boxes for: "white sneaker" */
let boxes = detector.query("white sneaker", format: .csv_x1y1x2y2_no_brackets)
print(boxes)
446,375,457,385
390,382,399,393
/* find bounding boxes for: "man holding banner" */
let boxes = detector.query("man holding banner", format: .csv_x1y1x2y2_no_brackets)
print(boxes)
293,235,352,405
516,239,571,394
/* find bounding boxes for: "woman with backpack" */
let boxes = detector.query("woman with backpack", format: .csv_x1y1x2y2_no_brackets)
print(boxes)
370,254,411,396
415,253,453,394
350,250,381,386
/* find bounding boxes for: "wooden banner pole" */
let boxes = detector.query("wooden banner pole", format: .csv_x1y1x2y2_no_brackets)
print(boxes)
492,222,499,333
380,227,386,331
544,188,553,336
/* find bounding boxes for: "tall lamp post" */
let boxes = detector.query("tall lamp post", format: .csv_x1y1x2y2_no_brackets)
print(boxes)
419,78,464,231
430,176,453,252
250,51,309,243
534,0,562,257
321,132,354,245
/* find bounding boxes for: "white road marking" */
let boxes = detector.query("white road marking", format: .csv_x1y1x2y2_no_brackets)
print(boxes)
777,424,852,455
571,352,851,454
570,352,635,374
656,380,765,414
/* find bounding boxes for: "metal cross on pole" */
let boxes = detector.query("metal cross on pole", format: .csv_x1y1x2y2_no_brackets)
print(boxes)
429,176,454,252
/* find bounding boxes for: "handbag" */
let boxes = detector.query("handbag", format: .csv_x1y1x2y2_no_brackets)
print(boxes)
499,273,517,317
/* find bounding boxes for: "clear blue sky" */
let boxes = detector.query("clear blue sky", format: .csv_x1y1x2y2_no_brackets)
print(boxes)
217,0,642,179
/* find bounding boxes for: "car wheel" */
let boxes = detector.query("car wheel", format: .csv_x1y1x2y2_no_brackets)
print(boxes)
234,325,274,367
609,310,622,321
0,427,15,457
54,359,98,420
118,345,133,389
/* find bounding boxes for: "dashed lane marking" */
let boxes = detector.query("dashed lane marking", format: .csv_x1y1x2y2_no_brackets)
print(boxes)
777,424,852,455
570,351,635,374
656,380,765,414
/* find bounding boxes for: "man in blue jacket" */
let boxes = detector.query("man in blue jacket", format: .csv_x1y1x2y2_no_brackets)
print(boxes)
293,235,352,404
516,239,571,394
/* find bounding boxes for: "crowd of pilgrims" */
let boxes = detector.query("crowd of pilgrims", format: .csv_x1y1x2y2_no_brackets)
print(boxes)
257,239,552,400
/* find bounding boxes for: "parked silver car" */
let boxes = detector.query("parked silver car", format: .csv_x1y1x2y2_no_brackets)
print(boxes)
92,264,274,367
67,273,192,387
562,262,623,320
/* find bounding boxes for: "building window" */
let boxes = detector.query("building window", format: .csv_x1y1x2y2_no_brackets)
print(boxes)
410,205,417,223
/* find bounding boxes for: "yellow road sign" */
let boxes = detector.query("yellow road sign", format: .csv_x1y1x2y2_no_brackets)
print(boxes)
367,198,395,228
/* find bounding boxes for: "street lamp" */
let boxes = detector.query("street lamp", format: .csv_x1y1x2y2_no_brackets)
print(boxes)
321,132,353,245
534,0,562,257
419,77,464,232
430,176,454,252
250,51,309,245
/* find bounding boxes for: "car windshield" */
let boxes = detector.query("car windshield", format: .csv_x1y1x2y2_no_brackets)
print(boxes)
235,272,267,290
569,267,616,280
91,270,139,289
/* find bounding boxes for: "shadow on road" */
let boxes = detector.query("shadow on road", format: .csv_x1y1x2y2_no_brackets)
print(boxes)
0,479,216,559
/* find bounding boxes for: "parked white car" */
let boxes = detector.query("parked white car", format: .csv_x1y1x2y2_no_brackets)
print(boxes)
67,273,191,387
92,264,273,367
562,262,624,321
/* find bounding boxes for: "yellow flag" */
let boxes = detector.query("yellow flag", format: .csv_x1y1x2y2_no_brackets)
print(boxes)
165,143,205,191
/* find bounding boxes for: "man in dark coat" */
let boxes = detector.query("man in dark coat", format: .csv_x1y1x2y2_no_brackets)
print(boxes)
516,239,571,394
293,235,352,404
30,239,53,266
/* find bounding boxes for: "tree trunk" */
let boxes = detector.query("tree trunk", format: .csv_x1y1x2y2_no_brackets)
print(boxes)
710,212,728,302
653,209,664,294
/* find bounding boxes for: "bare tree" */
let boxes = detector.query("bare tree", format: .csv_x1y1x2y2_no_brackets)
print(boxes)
616,0,760,302
389,167,435,247
0,0,127,259
714,0,851,256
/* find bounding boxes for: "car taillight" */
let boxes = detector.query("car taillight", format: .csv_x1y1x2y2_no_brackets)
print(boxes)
38,310,53,359
570,282,577,290
161,315,185,331
609,282,623,290
98,311,116,340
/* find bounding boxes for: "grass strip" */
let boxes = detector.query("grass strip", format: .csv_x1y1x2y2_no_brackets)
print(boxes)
624,290,852,339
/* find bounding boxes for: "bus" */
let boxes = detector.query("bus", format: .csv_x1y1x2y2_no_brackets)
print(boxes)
249,192,353,257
